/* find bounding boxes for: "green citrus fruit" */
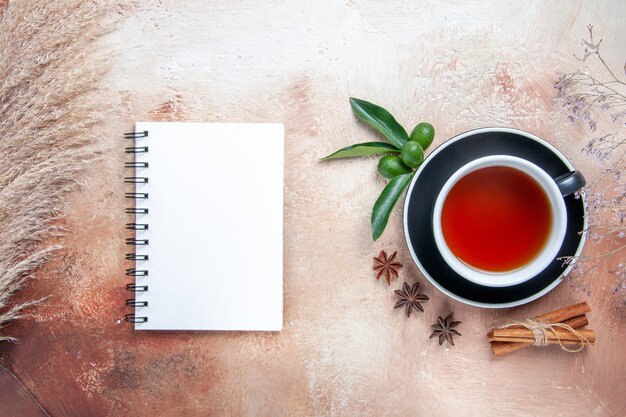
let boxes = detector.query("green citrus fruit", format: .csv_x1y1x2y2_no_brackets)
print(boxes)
377,155,411,179
410,122,435,150
400,141,424,168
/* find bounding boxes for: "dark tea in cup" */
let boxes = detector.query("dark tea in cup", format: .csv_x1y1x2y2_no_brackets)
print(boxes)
440,165,552,272
432,155,569,287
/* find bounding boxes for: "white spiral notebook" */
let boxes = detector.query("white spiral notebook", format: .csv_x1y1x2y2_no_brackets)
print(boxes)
124,122,284,331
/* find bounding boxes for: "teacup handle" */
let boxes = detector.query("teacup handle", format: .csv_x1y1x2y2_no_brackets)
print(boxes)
554,171,586,197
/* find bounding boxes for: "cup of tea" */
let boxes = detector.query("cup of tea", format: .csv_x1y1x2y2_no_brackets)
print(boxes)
432,155,585,287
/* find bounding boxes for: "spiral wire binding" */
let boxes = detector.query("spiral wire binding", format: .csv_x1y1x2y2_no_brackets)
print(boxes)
125,207,148,214
126,299,148,307
124,130,149,139
126,268,149,277
125,192,149,199
126,284,148,292
124,176,149,184
126,223,149,230
125,146,149,154
125,254,148,261
126,238,149,246
124,130,149,324
125,161,149,168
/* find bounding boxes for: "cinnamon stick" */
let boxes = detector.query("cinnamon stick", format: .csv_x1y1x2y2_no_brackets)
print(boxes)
487,314,588,343
531,302,590,323
488,302,591,357
491,328,595,344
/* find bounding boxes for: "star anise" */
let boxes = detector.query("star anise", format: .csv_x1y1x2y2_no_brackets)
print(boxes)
393,281,429,317
429,313,462,346
373,250,403,285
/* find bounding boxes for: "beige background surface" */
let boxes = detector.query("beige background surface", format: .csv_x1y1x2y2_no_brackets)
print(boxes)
2,1,625,416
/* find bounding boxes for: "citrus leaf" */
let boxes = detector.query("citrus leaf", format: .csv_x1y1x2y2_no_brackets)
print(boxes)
320,142,400,160
371,173,413,241
350,97,409,149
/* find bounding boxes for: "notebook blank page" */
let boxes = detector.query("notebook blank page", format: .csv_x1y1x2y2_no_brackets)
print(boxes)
133,122,283,331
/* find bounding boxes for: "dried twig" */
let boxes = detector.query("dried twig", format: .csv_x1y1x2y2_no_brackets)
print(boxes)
555,25,626,299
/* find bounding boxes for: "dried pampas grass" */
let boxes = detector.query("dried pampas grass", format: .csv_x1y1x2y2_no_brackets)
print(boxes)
0,0,114,341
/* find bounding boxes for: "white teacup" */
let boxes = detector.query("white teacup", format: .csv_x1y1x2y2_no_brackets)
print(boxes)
432,155,582,287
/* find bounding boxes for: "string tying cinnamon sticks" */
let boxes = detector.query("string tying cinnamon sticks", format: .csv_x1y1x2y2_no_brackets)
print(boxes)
487,302,595,357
